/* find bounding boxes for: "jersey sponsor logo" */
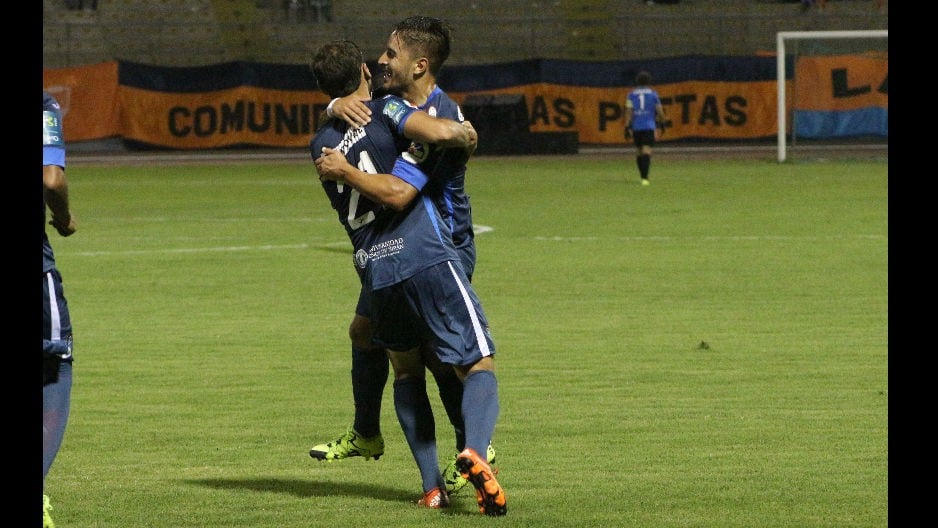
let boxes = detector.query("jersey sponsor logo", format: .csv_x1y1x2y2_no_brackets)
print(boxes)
367,237,405,262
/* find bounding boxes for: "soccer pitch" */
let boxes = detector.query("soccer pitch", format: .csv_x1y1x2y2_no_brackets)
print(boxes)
45,152,887,527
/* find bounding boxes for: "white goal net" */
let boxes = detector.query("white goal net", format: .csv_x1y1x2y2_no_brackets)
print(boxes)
776,30,888,162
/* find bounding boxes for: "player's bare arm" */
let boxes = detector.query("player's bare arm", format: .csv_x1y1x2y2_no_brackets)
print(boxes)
315,147,419,211
43,164,77,237
403,113,475,151
331,95,373,127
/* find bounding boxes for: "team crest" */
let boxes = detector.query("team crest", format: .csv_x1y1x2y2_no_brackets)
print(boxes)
354,249,369,269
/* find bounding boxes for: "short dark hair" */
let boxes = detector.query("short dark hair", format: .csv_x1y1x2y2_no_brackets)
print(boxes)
310,40,364,99
392,16,451,76
636,71,652,85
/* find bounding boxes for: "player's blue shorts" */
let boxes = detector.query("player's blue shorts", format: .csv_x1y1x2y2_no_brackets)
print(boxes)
455,241,475,281
369,260,495,367
43,269,73,354
355,245,476,317
44,268,73,385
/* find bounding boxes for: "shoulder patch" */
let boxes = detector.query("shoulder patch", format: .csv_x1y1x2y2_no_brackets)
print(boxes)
383,99,410,125
43,110,64,147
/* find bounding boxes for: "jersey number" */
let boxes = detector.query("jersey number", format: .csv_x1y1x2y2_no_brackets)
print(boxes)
346,151,378,230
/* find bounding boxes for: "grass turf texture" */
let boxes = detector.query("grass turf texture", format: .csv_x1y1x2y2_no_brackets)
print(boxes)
45,155,887,527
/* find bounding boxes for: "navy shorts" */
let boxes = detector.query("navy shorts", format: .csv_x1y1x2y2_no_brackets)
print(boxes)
370,260,495,367
355,245,475,318
633,129,656,148
43,269,73,350
43,269,73,384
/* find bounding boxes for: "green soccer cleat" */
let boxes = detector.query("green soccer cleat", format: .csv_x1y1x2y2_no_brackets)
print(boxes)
308,428,384,461
43,494,55,528
641,178,650,186
443,443,496,495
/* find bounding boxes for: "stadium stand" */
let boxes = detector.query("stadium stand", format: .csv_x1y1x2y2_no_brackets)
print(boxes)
43,0,887,68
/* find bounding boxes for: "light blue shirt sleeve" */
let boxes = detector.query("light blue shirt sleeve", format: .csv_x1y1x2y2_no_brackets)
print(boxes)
43,109,66,168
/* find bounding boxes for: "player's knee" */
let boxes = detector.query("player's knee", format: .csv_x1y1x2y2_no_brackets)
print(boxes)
388,348,425,380
348,316,373,347
466,356,496,375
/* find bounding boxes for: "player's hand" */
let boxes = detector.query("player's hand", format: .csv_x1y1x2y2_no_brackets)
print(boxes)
462,120,478,156
49,215,76,237
315,147,351,182
333,96,372,127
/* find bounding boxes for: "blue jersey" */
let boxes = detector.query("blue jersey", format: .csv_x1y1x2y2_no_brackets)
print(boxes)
311,98,409,257
626,86,661,131
410,87,475,271
310,94,459,291
43,91,66,274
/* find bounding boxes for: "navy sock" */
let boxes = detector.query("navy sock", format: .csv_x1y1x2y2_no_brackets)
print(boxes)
461,370,499,457
394,377,441,492
432,367,466,451
638,154,651,179
43,361,73,482
351,346,388,438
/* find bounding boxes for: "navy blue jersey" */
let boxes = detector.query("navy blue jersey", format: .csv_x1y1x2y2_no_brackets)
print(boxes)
311,99,408,256
626,86,662,131
310,94,459,291
407,87,475,271
43,91,66,274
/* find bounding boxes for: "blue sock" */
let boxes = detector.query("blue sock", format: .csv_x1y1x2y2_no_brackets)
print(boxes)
351,346,388,438
461,370,499,457
43,361,73,482
393,377,442,492
432,367,465,451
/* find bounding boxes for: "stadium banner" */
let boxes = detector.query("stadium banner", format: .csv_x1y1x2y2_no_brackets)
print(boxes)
448,81,780,143
792,54,888,138
118,85,329,149
118,79,780,148
40,54,882,147
42,61,121,142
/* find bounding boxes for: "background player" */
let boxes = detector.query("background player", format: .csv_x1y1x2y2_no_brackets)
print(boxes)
624,70,666,186
43,90,78,528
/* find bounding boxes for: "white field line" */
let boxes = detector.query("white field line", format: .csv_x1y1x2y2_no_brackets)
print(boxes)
71,243,319,257
534,234,885,242
67,227,885,258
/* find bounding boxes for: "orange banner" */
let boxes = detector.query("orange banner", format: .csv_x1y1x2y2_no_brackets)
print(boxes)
450,80,781,143
120,81,781,147
43,62,791,147
42,61,121,142
794,54,888,112
118,86,332,149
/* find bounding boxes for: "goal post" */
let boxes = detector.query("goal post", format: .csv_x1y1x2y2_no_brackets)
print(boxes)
776,30,888,162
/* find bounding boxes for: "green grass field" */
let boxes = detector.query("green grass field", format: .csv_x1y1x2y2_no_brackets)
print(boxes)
45,152,887,527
